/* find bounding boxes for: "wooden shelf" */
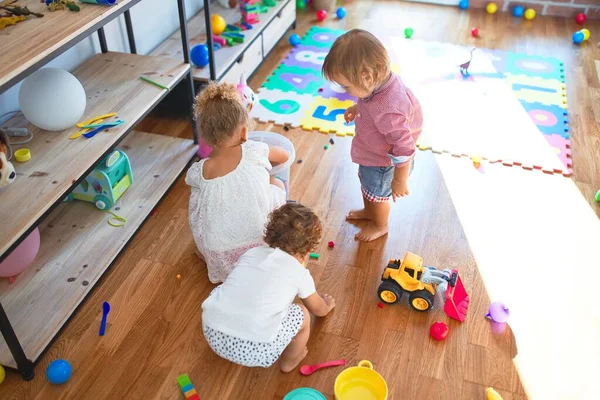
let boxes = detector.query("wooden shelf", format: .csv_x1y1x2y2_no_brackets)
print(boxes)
0,0,142,92
151,0,292,82
0,51,189,260
0,131,196,368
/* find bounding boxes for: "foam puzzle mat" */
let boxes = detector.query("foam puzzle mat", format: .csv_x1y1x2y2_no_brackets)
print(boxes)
250,27,572,175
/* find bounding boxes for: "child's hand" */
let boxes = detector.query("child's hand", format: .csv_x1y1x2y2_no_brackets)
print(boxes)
344,105,357,123
391,179,409,202
323,293,336,313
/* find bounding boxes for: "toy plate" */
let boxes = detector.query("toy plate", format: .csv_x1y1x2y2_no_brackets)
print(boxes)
283,388,326,400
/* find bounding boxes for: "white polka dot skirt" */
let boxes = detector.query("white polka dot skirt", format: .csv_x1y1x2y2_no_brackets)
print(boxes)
203,304,304,368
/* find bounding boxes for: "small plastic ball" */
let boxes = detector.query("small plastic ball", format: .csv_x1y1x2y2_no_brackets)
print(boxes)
458,0,469,10
289,33,301,46
575,13,587,25
404,27,414,39
211,14,226,35
524,8,536,20
471,27,479,38
316,9,327,22
512,5,524,18
581,28,590,41
296,0,305,10
486,2,497,14
430,322,449,341
336,7,346,19
190,44,209,68
486,302,510,323
46,359,72,385
573,31,585,45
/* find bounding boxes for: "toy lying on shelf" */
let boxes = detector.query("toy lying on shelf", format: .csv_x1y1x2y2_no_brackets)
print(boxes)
64,149,133,210
377,252,470,321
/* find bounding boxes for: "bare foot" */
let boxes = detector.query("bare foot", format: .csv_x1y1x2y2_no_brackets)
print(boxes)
346,208,372,221
280,347,309,373
355,223,389,242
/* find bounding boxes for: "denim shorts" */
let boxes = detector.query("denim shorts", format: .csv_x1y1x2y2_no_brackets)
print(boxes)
358,160,414,203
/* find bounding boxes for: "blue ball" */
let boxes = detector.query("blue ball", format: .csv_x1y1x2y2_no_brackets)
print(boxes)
573,31,585,44
458,0,469,10
190,44,209,68
46,359,72,385
289,33,301,46
513,5,524,17
336,7,347,19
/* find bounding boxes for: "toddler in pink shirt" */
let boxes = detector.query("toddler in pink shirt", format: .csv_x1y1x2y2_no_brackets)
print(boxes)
322,29,423,241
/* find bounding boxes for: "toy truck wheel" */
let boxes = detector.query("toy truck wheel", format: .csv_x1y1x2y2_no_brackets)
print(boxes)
378,281,402,304
94,195,111,210
408,290,434,312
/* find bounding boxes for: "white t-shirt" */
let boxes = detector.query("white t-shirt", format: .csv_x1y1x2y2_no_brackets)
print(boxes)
202,246,316,342
186,140,286,283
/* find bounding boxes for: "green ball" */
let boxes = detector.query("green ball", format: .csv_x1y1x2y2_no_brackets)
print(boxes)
404,28,414,39
296,0,305,10
596,189,600,202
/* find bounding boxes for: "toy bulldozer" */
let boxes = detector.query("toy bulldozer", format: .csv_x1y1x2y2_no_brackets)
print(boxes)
377,252,470,321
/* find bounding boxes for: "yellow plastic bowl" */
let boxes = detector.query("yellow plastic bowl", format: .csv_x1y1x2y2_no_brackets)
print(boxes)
334,360,388,400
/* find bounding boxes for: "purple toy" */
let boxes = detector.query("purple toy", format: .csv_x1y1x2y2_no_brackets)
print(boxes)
485,301,510,323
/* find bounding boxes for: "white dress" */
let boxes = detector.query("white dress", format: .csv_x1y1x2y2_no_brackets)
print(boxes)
185,140,287,283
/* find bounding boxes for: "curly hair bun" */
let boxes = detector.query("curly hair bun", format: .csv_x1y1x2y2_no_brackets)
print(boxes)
264,203,323,257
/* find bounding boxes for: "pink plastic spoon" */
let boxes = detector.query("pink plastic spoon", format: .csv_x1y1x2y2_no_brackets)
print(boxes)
299,359,346,376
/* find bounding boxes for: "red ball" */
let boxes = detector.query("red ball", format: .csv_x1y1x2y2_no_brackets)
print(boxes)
316,9,327,22
328,241,335,248
430,322,449,341
471,27,479,38
576,13,587,25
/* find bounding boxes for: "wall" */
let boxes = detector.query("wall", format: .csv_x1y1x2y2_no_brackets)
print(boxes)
469,0,600,19
0,0,203,123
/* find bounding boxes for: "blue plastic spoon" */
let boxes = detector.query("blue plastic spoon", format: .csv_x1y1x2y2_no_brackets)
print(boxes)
99,301,110,336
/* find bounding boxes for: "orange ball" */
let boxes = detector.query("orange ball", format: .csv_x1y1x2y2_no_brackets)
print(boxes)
211,14,226,35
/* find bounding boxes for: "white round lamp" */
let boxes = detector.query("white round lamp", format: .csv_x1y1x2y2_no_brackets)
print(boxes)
18,68,87,131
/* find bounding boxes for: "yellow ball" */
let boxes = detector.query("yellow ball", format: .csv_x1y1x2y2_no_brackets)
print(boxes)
581,28,590,41
211,14,226,35
524,8,536,20
0,365,5,385
486,3,498,14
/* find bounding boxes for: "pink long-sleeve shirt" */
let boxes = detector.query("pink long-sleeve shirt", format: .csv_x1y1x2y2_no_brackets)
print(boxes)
351,74,423,168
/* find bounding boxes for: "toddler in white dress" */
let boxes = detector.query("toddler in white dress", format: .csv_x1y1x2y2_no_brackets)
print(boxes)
185,82,289,283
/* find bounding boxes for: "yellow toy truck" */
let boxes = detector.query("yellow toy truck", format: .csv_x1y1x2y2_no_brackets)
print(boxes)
377,252,469,321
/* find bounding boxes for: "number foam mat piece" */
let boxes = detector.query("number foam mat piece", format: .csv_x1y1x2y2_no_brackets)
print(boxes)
251,28,572,175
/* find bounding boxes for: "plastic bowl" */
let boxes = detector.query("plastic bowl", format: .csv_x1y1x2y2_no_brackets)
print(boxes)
334,360,388,400
248,131,296,194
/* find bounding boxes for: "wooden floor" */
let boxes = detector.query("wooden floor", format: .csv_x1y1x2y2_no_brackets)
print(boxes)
2,1,600,399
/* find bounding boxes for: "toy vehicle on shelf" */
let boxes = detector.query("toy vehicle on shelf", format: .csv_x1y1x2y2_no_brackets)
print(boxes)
377,252,469,321
64,149,133,210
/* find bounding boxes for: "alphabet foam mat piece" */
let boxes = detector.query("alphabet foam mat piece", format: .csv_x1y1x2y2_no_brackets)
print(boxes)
250,28,572,175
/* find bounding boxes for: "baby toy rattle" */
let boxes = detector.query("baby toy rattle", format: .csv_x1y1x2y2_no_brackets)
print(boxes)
0,129,16,188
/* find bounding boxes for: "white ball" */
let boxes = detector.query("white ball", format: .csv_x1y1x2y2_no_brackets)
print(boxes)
19,68,87,131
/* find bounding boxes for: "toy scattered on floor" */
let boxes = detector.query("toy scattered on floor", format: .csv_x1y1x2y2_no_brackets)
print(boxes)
485,301,510,323
404,27,414,39
177,373,200,400
46,359,72,385
64,149,133,210
486,387,504,400
524,8,536,20
328,241,334,248
284,388,326,400
471,155,482,168
289,33,301,46
300,359,346,376
309,252,320,259
46,0,80,12
0,130,16,187
575,13,587,25
595,189,600,202
459,48,476,76
190,44,209,67
297,159,302,163
177,274,182,279
581,29,590,41
329,138,335,144
316,9,327,22
512,5,524,18
458,0,469,10
335,360,388,400
211,13,226,35
336,7,346,19
573,31,585,45
99,301,110,336
296,0,305,10
377,252,470,321
377,302,384,308
486,2,497,14
106,210,127,227
471,27,479,38
0,364,5,385
324,144,329,149
80,0,116,4
0,227,40,280
140,76,169,91
430,322,449,341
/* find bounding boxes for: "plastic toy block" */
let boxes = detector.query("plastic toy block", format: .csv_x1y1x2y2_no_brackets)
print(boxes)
185,389,198,397
181,384,194,392
187,395,200,400
222,33,244,43
262,0,276,6
377,302,384,309
241,22,253,29
212,35,226,47
328,241,334,248
225,24,241,32
177,374,192,387
309,253,320,259
329,138,335,145
324,145,329,149
595,190,600,202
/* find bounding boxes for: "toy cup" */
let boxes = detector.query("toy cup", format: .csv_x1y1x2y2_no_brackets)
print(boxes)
334,360,388,400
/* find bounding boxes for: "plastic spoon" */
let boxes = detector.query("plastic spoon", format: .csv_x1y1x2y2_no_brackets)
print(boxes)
99,301,110,336
299,359,346,376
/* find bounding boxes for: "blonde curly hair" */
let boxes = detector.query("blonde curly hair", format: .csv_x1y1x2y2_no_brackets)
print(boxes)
194,82,254,147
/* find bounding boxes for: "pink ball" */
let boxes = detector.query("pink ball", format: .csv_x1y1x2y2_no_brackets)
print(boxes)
430,322,449,341
575,13,587,25
0,228,40,278
316,9,327,22
471,27,479,38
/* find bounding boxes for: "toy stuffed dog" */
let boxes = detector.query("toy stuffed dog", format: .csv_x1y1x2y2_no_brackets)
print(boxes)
237,73,257,113
0,129,16,188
